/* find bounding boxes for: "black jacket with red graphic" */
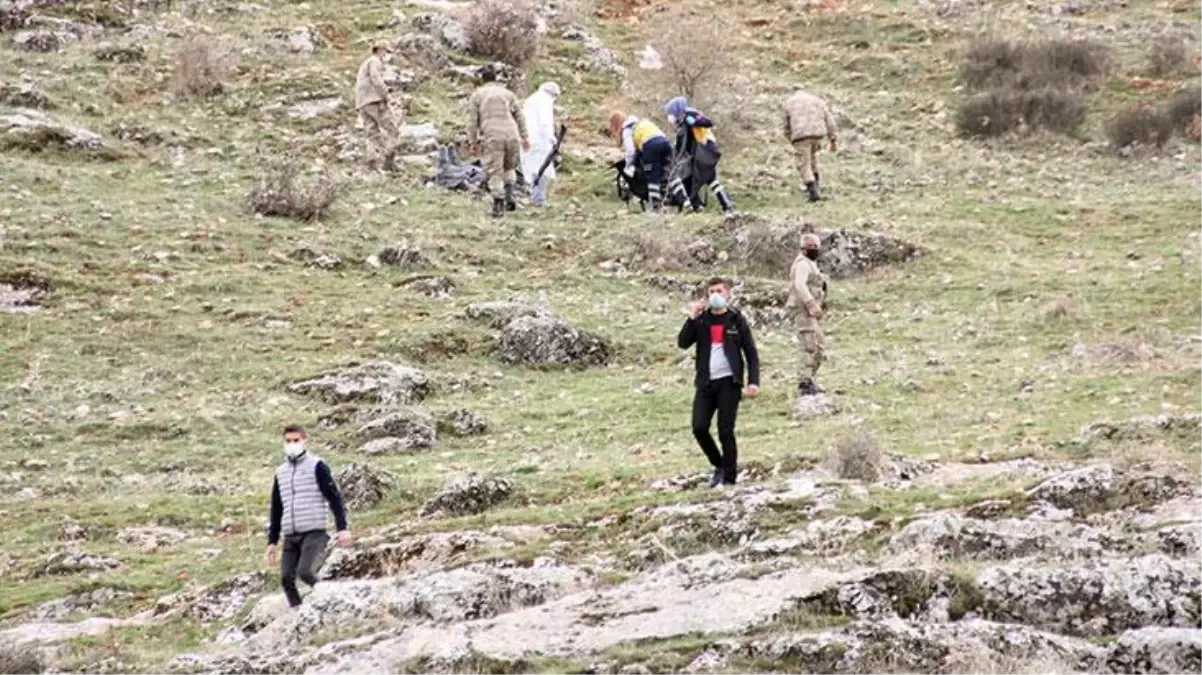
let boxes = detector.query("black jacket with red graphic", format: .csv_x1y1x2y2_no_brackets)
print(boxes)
677,308,760,389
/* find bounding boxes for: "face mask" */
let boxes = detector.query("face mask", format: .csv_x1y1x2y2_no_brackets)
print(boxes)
284,442,306,459
804,249,820,261
708,293,727,310
667,114,678,126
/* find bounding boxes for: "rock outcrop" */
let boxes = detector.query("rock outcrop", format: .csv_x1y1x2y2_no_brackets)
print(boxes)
498,314,612,367
287,362,429,405
420,473,514,517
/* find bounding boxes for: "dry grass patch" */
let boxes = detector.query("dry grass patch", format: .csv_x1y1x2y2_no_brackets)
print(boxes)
824,427,884,482
955,86,1087,138
1165,86,1201,139
463,0,541,67
959,37,1109,92
1106,104,1174,152
1039,296,1074,320
247,160,342,221
1145,34,1193,78
173,36,233,97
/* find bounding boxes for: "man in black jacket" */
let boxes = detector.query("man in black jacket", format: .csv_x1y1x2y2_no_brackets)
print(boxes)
678,277,761,487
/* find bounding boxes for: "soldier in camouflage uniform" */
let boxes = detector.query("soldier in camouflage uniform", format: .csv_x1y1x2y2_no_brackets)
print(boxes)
782,88,837,202
468,65,529,218
788,233,828,396
354,39,401,172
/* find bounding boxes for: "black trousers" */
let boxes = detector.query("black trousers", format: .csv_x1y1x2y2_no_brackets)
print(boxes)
691,377,741,483
281,530,329,607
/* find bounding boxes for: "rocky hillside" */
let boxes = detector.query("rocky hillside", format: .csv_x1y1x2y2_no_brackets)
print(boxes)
0,0,1199,672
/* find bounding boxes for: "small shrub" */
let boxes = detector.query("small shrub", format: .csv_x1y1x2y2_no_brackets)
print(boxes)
247,161,342,221
0,641,44,675
625,231,693,272
824,428,884,482
955,87,1087,138
1106,104,1174,151
648,6,732,102
173,36,232,97
1165,86,1201,137
960,37,1109,91
1146,35,1191,78
734,222,800,279
463,0,541,67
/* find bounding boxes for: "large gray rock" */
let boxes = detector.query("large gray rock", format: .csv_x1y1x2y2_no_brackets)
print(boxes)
1026,464,1116,512
561,26,626,82
410,11,468,51
357,409,436,452
28,588,132,621
0,80,51,109
464,300,542,328
498,314,611,367
154,572,268,623
421,473,514,517
975,554,1201,636
13,29,59,51
1106,627,1202,674
438,409,488,437
32,551,121,577
116,526,187,553
1081,413,1201,444
1,109,105,153
320,531,512,580
287,362,429,405
816,228,925,280
335,463,398,510
889,513,1115,561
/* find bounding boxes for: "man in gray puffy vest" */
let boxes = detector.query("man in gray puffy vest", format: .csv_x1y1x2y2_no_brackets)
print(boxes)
266,425,351,608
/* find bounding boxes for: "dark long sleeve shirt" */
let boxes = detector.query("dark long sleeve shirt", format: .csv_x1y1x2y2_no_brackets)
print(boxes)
678,308,760,388
267,460,348,545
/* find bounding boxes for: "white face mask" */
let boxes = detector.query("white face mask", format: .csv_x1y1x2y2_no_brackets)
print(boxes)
667,114,678,126
283,442,306,459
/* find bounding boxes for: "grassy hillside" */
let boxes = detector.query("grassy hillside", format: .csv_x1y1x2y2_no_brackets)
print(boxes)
0,0,1198,668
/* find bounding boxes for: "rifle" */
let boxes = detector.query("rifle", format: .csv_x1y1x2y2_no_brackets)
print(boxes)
532,123,567,186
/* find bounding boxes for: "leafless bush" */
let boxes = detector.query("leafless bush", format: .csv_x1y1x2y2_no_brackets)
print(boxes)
0,641,44,675
173,36,233,97
955,87,1087,138
734,221,800,279
824,428,884,482
1146,35,1191,78
646,6,732,103
463,0,541,67
625,231,695,272
247,161,342,222
960,37,1109,91
1106,104,1174,151
1165,85,1201,138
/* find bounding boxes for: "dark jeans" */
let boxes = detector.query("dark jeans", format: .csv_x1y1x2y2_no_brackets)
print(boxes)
638,136,673,188
281,530,329,607
691,376,741,483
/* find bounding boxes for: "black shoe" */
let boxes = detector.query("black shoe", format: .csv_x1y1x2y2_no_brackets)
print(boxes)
649,197,663,213
490,198,504,218
708,468,723,488
722,467,737,486
799,379,823,396
805,182,821,202
504,183,517,211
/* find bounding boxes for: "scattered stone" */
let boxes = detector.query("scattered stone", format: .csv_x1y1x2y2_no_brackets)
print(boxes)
320,530,512,580
155,572,269,623
394,32,449,69
396,275,454,298
28,588,131,621
285,97,342,120
464,300,543,329
888,513,1114,561
13,29,59,51
438,409,489,437
0,109,107,156
791,393,840,418
1107,626,1202,674
746,517,878,559
116,526,187,553
335,463,398,510
1081,412,1201,444
32,551,121,578
369,241,430,269
0,272,50,314
1156,525,1201,558
357,409,436,451
286,25,321,54
309,254,342,269
498,313,612,367
443,62,525,90
287,361,430,405
0,80,51,108
421,473,514,517
411,11,468,51
93,43,144,62
562,26,626,82
975,554,1201,636
1026,464,1116,512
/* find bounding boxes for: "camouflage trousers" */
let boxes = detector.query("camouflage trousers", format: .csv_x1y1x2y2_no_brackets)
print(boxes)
791,136,822,184
795,313,825,381
359,101,400,164
482,137,520,195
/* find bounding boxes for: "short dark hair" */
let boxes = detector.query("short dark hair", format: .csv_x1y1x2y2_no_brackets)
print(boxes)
706,276,730,290
480,64,497,83
283,424,306,436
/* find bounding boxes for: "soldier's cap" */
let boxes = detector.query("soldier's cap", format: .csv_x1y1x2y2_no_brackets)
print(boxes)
801,233,821,250
372,39,392,53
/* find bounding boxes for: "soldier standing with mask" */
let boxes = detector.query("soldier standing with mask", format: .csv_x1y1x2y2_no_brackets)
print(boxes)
266,425,351,608
678,277,760,487
788,234,828,396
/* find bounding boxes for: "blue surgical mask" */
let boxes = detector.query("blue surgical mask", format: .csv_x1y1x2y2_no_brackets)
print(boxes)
708,293,727,310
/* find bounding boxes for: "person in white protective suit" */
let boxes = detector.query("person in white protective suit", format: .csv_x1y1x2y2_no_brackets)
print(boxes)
520,81,561,206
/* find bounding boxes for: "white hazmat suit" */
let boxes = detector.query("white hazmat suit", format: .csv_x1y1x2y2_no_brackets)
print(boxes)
520,81,561,205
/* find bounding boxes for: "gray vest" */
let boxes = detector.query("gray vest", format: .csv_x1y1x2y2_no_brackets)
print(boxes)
276,453,328,536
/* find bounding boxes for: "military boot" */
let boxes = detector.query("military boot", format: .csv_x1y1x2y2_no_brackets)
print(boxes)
805,181,821,202
382,151,397,173
503,183,517,212
799,378,824,396
490,197,504,218
813,172,820,191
